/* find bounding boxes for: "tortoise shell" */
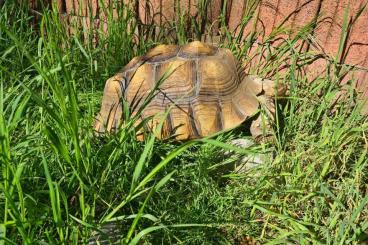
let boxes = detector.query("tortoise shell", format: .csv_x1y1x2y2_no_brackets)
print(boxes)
94,41,281,140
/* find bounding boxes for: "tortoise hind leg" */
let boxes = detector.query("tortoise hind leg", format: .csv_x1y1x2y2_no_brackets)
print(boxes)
94,73,124,133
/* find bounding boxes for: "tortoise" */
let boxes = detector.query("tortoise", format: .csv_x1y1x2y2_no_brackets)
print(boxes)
94,41,285,140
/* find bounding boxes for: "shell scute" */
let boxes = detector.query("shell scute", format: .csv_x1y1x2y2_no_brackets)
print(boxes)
155,59,196,100
198,54,238,96
169,106,197,140
143,44,179,62
179,41,217,57
220,100,245,130
191,100,223,136
125,63,154,108
123,56,143,72
232,80,260,117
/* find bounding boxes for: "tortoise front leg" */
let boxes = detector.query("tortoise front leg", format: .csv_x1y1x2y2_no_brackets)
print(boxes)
250,95,277,141
94,73,124,133
242,75,286,141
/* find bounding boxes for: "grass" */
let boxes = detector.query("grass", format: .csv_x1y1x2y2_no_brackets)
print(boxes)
0,0,368,244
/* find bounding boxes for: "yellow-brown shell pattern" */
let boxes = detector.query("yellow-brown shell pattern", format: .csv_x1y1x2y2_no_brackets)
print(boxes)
95,41,260,140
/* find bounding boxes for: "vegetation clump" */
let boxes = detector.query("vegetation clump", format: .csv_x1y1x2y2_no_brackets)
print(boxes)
0,1,367,244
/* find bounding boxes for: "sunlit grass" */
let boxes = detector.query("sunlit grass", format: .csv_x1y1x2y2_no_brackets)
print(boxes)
0,0,367,244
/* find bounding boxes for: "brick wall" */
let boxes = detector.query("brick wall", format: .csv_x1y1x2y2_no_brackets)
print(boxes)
28,0,368,96
237,0,368,90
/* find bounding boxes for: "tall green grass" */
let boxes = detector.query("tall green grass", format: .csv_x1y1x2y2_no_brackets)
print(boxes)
0,0,367,244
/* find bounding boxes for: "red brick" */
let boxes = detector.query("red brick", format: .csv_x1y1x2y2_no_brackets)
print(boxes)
228,0,246,34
